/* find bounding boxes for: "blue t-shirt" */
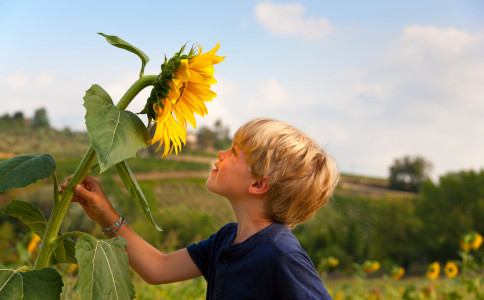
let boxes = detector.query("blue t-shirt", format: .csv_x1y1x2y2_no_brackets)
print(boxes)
187,222,332,300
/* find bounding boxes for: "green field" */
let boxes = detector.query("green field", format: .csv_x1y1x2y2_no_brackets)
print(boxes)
1,135,483,299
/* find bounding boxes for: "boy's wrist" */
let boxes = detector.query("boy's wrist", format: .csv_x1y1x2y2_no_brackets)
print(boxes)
98,211,121,228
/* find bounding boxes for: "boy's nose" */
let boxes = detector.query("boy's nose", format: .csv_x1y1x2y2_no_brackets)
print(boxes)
218,151,224,160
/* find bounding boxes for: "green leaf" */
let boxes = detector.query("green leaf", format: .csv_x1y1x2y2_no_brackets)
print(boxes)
83,84,149,173
98,32,150,77
3,200,47,238
0,265,63,300
3,200,77,264
115,161,161,231
74,236,135,300
0,154,55,193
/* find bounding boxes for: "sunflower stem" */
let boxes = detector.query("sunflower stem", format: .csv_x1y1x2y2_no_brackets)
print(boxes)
116,75,157,110
34,75,156,270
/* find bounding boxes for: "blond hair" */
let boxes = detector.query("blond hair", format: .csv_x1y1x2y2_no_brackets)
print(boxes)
234,118,339,229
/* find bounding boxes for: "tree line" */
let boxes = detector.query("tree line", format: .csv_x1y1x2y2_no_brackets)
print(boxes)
0,108,50,130
0,108,232,153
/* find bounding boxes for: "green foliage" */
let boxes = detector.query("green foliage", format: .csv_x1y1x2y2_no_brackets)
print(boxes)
196,119,232,151
98,33,150,78
31,107,50,128
4,200,77,264
83,84,149,173
0,126,91,159
389,155,432,192
415,170,484,262
0,154,56,193
115,161,161,231
74,236,134,300
0,265,63,300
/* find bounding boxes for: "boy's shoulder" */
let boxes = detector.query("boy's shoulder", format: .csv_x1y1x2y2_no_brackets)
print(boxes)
210,222,308,261
263,223,306,255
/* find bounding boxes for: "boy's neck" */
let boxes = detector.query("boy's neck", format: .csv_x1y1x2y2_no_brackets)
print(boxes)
232,208,273,244
228,192,272,244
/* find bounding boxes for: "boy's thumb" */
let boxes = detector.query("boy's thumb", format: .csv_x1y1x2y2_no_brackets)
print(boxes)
75,184,90,198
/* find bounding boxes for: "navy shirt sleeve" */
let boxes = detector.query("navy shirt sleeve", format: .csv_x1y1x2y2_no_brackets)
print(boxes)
275,252,332,300
187,232,215,278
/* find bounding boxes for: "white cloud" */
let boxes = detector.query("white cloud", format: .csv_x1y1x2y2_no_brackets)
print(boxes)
5,71,55,90
335,25,484,178
35,71,55,87
6,72,29,89
391,26,480,62
255,2,332,40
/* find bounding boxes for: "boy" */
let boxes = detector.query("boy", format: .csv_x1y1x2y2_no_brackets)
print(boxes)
62,118,339,299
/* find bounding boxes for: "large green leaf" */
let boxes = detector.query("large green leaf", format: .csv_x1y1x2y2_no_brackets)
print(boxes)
74,236,135,300
98,33,150,77
3,200,47,237
0,154,55,193
0,265,63,300
115,161,161,231
3,200,77,264
83,84,149,173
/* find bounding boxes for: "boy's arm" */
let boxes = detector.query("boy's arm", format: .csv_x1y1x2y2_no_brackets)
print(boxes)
61,176,202,284
111,222,202,284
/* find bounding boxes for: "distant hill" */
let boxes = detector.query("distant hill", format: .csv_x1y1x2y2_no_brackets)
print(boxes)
0,128,91,159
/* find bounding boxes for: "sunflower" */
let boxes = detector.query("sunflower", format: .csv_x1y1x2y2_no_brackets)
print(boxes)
444,261,458,278
460,231,483,252
391,266,405,280
427,261,440,280
27,233,42,254
145,43,224,157
363,260,381,273
327,257,339,268
472,232,483,250
460,240,472,253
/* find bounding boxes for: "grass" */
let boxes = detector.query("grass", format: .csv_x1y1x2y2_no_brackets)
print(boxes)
59,271,482,300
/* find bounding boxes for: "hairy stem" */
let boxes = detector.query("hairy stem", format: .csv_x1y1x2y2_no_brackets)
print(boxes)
34,75,157,270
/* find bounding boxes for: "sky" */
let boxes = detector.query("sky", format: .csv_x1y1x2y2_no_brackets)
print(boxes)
1,0,483,180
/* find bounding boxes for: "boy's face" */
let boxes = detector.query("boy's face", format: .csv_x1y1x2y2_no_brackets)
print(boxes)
206,143,256,200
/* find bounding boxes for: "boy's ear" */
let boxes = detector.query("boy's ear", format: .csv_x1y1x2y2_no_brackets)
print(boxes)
249,176,269,195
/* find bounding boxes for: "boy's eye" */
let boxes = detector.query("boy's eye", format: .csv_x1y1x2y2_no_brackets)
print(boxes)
231,147,236,155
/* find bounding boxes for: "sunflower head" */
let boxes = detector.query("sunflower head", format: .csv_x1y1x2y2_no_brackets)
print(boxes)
27,233,42,254
460,231,483,252
363,260,381,273
472,232,483,250
444,261,459,278
142,42,224,157
427,261,440,280
391,266,405,280
143,44,198,124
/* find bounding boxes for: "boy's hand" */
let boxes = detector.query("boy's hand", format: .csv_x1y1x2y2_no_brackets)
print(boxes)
60,176,119,227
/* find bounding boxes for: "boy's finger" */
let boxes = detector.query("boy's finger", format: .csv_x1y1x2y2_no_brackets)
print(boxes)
74,184,94,201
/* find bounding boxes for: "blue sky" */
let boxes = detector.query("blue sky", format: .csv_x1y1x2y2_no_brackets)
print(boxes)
1,0,483,179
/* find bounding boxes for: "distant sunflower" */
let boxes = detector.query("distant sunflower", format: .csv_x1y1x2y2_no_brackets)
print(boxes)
427,261,440,280
472,233,483,250
327,257,339,268
27,233,42,254
460,240,472,253
391,266,405,280
144,43,224,157
444,261,458,278
460,231,483,252
363,260,381,273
